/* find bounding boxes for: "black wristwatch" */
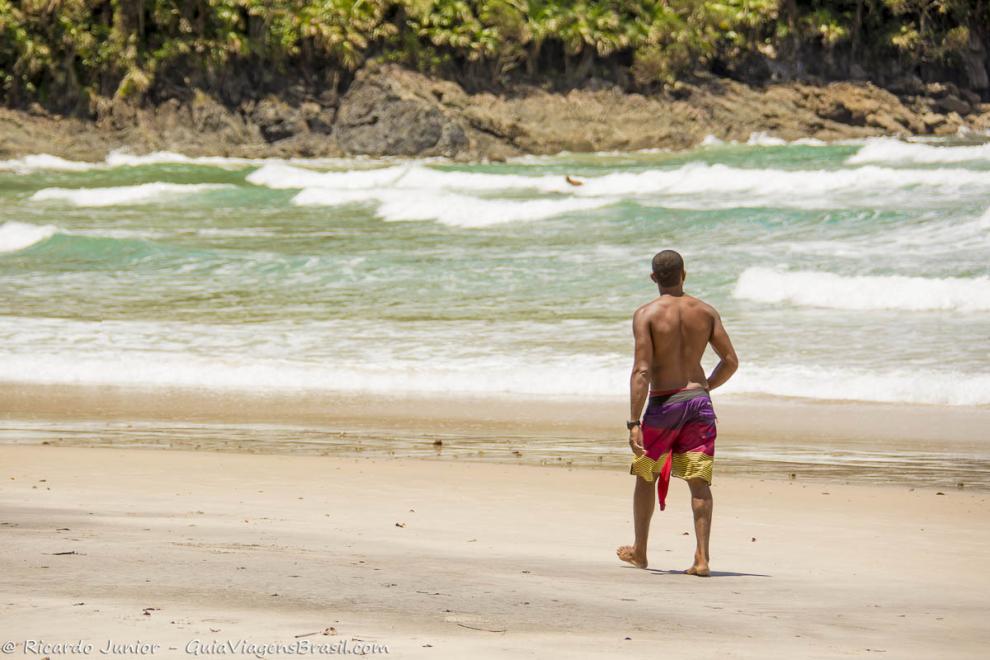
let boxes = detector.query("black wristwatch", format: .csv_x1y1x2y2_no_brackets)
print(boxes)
626,419,641,430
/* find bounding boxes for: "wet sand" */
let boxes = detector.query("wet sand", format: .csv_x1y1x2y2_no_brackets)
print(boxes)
1,444,988,658
3,383,989,489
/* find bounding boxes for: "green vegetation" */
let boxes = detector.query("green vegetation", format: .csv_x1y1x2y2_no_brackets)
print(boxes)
1,1,987,112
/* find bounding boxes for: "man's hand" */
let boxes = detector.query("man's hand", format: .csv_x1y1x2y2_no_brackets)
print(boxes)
628,426,644,457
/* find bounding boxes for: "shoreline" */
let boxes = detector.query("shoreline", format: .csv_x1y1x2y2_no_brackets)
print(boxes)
3,382,988,491
4,67,990,162
1,444,987,657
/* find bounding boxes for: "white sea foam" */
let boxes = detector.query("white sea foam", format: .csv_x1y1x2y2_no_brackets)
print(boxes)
0,149,384,173
0,154,100,174
247,163,414,189
292,187,615,226
30,182,232,207
251,162,990,210
722,365,990,406
0,221,58,252
700,134,826,148
847,137,990,165
592,163,990,202
0,316,985,405
104,150,259,168
746,131,788,146
733,267,990,312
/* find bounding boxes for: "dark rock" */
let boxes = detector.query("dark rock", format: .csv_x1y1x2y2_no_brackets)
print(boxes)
252,96,307,142
888,74,924,95
189,92,242,134
334,65,470,158
960,89,982,106
962,30,989,92
301,101,335,134
936,94,972,116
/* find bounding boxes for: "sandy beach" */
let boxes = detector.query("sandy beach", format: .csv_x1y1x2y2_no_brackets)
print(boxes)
2,442,988,658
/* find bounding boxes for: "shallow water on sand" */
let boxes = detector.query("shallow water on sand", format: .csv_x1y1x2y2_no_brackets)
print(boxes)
2,417,987,491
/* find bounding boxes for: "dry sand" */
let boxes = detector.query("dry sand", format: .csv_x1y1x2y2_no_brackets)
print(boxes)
1,444,988,658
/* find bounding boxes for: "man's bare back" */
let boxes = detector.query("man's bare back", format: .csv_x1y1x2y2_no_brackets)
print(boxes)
617,250,738,576
634,294,727,394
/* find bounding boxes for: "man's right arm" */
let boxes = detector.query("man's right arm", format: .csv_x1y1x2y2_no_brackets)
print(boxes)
706,309,738,391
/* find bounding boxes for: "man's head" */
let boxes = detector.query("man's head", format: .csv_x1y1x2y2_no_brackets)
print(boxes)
651,250,685,288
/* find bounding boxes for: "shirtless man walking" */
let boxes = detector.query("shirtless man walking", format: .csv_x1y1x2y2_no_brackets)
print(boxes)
616,250,738,576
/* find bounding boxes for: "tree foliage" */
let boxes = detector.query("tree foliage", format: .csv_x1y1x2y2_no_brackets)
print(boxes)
1,1,987,111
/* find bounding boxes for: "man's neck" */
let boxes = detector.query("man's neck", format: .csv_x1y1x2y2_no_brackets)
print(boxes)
659,286,685,297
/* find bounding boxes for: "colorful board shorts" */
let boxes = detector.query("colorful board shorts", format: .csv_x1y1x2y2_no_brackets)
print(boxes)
629,387,717,510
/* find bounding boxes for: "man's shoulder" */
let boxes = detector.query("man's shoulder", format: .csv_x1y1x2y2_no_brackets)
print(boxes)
633,296,669,321
684,295,721,318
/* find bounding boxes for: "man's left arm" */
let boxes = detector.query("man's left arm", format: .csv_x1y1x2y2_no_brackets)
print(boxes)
628,308,652,456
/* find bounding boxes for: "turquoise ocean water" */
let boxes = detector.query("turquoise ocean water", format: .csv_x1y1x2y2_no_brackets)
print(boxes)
1,136,989,407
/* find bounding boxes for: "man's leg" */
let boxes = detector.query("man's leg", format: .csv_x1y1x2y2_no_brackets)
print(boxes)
616,476,654,568
686,477,712,577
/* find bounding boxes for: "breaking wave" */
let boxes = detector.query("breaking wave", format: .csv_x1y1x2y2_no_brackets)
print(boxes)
30,183,232,207
733,267,990,312
0,221,58,252
847,137,990,165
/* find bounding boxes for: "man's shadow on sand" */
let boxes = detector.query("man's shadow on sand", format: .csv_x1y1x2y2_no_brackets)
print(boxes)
626,567,772,578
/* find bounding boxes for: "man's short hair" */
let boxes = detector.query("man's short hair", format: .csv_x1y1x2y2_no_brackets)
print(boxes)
652,250,684,287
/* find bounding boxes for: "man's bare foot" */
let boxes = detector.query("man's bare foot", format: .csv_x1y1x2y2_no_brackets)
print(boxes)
685,563,710,577
616,545,648,568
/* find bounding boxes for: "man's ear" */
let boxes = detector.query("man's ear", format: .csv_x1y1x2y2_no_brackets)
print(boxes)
682,269,687,284
650,272,658,284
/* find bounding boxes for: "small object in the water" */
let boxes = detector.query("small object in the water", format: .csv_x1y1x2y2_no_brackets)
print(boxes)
433,439,443,446
565,175,584,186
52,551,77,556
957,482,965,488
751,537,757,542
395,522,406,528
936,492,945,495
789,473,796,479
682,532,689,536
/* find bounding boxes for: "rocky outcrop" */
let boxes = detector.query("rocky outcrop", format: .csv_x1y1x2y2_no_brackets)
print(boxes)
2,63,989,162
333,67,468,157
